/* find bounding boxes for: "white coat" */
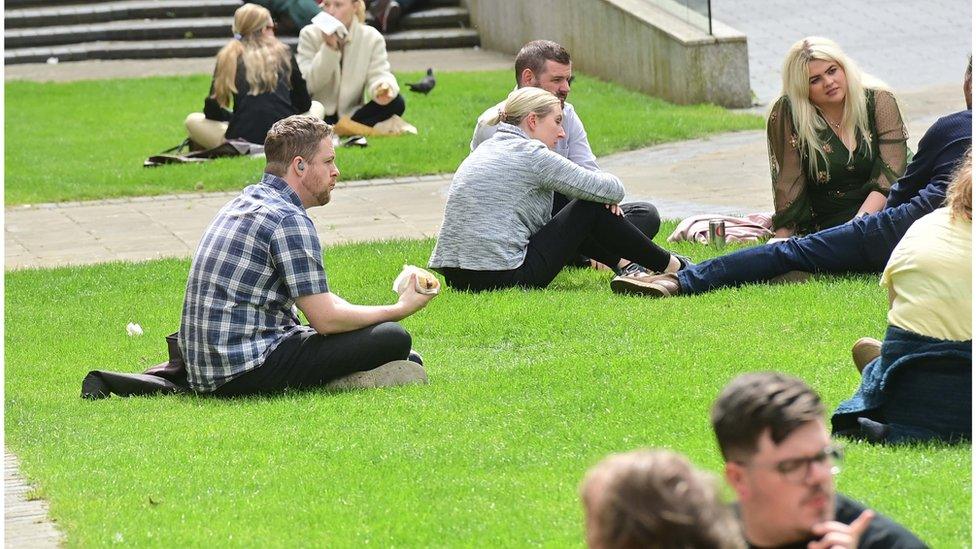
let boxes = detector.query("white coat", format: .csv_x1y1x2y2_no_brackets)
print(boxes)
296,18,399,118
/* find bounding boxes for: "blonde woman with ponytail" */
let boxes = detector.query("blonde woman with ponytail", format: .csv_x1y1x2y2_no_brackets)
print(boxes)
428,87,688,292
184,3,324,149
768,37,908,237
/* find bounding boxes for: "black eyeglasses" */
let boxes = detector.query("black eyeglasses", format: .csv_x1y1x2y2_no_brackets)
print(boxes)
741,444,844,484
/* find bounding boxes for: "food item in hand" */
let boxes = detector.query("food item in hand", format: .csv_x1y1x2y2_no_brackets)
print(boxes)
393,265,440,295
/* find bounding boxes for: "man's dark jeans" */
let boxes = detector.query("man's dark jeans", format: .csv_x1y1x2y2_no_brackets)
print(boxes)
677,201,924,294
213,322,411,396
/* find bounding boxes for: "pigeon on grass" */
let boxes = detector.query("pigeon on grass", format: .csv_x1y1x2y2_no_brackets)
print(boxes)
407,68,436,94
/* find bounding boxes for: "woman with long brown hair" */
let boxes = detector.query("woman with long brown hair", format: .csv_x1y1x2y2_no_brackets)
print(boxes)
185,3,324,148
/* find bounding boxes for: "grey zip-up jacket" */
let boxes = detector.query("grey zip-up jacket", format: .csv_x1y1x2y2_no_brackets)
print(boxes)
429,123,624,271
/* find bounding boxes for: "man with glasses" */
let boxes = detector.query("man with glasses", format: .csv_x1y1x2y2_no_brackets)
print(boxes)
710,372,925,548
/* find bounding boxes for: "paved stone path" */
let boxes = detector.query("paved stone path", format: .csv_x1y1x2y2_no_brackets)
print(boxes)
4,82,960,270
5,451,64,548
710,0,971,103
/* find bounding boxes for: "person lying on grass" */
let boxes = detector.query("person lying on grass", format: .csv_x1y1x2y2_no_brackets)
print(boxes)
832,153,972,444
580,448,744,549
179,115,436,396
428,87,689,292
470,39,662,275
712,372,925,549
610,55,972,298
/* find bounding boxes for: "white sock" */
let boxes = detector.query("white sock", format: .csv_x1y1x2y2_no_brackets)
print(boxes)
663,255,681,274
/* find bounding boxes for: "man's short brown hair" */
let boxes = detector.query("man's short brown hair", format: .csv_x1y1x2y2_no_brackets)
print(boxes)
710,372,824,462
264,115,333,176
514,40,571,86
581,449,744,549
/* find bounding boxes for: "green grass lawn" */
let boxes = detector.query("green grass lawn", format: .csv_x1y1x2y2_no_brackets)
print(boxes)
4,70,761,205
5,233,969,547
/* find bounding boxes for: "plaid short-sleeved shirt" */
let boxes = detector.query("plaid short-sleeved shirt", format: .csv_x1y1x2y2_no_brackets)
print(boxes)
179,173,330,392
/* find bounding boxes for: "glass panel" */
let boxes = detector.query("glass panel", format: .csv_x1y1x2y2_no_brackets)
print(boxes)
644,0,712,34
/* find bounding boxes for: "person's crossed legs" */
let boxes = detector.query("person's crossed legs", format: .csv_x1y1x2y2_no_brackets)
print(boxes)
213,322,412,396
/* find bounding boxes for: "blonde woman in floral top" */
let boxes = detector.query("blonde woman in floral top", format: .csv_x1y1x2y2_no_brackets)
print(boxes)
768,37,908,236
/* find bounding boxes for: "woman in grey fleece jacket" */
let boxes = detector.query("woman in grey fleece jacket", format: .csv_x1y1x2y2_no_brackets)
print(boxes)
428,88,683,292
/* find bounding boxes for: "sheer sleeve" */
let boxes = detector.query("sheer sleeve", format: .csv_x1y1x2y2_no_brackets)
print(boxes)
767,96,812,231
865,90,908,194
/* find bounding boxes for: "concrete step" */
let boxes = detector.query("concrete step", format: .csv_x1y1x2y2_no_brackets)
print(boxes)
5,37,284,64
5,16,231,48
384,27,479,50
5,27,479,64
4,7,471,48
400,6,468,30
5,0,116,8
6,0,463,13
4,0,479,64
5,0,239,29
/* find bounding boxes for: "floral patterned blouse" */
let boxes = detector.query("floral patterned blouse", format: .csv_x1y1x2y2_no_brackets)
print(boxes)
766,89,908,234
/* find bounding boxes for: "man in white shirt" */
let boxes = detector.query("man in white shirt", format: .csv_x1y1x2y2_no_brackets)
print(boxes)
471,40,661,274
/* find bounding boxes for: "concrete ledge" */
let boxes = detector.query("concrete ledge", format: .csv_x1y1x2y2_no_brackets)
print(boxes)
465,0,750,107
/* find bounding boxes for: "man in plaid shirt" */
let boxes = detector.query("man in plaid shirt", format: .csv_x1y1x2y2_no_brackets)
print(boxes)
178,115,436,395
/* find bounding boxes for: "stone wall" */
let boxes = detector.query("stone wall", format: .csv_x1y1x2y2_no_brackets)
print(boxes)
464,0,751,108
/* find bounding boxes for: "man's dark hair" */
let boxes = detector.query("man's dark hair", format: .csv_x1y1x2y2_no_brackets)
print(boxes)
514,40,571,86
264,115,333,176
710,372,824,462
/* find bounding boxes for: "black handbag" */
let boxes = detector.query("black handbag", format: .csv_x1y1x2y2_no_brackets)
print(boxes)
81,333,190,399
143,138,264,167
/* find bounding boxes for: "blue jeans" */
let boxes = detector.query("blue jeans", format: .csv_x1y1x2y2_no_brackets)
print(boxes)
677,200,930,294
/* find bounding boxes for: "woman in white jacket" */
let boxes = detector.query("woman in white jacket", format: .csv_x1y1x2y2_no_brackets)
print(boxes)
296,0,407,136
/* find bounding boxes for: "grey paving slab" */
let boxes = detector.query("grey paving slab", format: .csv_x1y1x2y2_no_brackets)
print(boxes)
4,450,64,548
709,0,971,103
